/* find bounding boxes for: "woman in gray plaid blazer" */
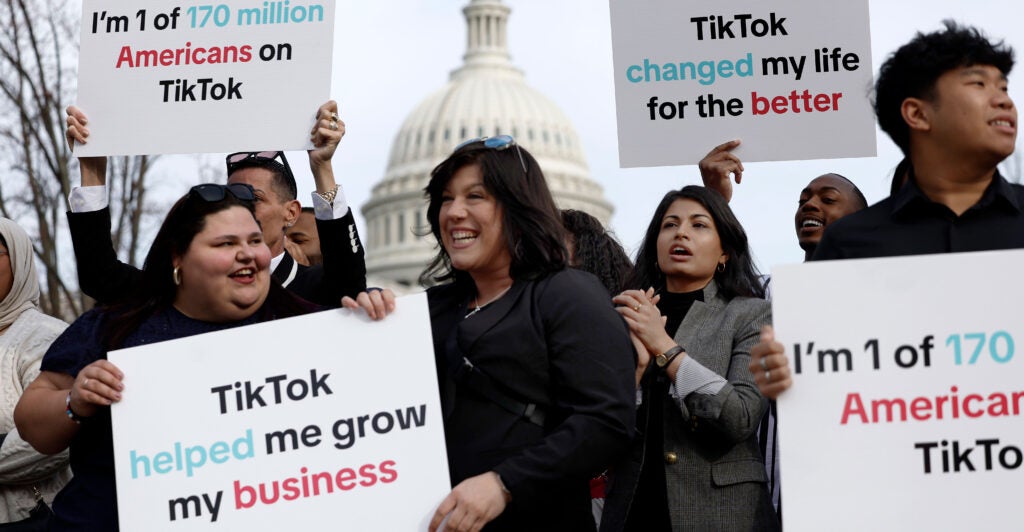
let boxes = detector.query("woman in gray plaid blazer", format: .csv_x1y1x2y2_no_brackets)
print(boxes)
603,186,780,532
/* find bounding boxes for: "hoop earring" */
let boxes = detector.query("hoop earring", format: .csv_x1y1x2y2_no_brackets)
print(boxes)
173,266,182,286
716,262,726,273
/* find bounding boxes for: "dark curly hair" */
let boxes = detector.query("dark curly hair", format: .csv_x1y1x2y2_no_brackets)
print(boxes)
561,209,632,295
874,20,1014,155
420,138,568,287
626,186,764,300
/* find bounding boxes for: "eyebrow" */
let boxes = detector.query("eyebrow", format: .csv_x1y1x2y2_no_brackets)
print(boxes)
959,67,1007,81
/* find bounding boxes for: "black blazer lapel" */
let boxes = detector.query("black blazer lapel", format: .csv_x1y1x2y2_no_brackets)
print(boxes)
458,279,528,355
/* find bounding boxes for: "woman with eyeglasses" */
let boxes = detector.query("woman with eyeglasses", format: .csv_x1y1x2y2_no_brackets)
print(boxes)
14,184,391,530
423,137,635,532
600,186,778,531
0,219,71,528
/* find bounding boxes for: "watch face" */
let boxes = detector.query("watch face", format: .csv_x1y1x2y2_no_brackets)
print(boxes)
655,355,667,367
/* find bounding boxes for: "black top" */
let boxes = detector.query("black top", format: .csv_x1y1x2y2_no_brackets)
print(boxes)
40,303,307,531
427,269,636,531
625,288,703,532
812,170,1024,260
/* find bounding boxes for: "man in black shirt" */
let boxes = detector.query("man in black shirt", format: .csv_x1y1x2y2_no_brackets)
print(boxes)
753,21,1022,397
813,21,1023,260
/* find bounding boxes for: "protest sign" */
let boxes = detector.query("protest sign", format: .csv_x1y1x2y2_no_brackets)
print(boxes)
609,0,876,167
772,250,1024,531
109,293,449,530
75,0,335,156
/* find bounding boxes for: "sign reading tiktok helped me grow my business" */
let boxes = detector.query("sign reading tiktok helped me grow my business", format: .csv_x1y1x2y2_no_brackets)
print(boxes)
609,0,876,166
108,294,450,530
75,0,335,156
771,250,1024,531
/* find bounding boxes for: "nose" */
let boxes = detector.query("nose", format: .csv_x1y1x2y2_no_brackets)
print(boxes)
801,196,822,212
445,197,468,220
994,88,1014,110
237,241,257,262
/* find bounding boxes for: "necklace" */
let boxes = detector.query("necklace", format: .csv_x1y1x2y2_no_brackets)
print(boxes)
464,286,512,319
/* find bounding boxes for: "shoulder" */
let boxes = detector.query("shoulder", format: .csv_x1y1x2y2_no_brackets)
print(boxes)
534,268,610,301
40,308,108,376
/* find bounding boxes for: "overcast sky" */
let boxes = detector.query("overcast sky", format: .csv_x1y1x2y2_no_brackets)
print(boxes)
220,1,1024,275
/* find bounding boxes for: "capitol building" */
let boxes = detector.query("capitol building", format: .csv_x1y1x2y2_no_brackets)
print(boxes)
361,0,613,288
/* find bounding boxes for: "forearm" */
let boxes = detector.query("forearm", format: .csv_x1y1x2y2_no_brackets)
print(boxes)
309,159,338,194
14,383,80,456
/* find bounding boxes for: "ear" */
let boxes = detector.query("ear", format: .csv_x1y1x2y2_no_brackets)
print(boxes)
283,199,301,227
901,97,932,133
720,253,730,267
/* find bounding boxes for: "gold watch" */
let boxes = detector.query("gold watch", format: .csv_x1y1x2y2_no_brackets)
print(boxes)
655,345,685,368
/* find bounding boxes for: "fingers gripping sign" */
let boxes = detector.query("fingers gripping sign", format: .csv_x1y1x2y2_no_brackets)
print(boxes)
750,325,793,400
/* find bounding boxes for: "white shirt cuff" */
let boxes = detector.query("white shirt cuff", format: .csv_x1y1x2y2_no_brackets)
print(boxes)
310,185,349,220
670,356,728,398
68,185,109,212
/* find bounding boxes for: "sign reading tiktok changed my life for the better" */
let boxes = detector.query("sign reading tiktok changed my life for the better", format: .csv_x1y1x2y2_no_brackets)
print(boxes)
75,0,335,156
609,0,876,167
108,293,450,531
772,250,1024,531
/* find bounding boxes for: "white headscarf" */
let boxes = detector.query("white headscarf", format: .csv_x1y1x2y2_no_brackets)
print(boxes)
0,218,39,330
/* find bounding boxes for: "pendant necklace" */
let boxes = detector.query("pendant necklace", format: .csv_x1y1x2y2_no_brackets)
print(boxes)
465,286,511,319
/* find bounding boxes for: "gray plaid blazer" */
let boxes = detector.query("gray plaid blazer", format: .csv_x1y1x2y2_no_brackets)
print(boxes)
602,280,779,531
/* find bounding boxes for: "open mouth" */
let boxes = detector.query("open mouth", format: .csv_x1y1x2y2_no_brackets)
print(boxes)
670,246,692,256
229,268,255,281
451,230,478,243
990,118,1016,133
799,218,824,229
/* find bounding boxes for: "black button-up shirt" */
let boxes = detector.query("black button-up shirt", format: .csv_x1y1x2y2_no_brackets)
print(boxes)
812,170,1024,260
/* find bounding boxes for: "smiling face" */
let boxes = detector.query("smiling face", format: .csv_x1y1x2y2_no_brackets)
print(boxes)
172,206,272,323
656,198,727,293
795,174,863,254
922,64,1017,166
438,164,512,283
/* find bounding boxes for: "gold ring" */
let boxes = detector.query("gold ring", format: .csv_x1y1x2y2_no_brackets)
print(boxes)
329,121,338,131
83,378,90,387
330,111,339,121
765,370,771,382
760,357,769,371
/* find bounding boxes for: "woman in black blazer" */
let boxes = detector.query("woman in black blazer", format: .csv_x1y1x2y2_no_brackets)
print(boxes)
423,136,636,532
603,186,778,531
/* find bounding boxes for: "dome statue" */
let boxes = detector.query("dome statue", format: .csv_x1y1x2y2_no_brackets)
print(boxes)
361,0,613,287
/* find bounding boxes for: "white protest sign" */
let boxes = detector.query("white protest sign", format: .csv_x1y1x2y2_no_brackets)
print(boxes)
609,0,876,167
109,293,450,531
772,250,1024,531
75,0,335,156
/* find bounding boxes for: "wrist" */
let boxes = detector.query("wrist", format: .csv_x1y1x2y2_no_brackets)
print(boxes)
65,391,90,423
491,472,512,503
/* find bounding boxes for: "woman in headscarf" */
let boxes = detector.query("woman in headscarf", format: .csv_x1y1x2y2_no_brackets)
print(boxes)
0,218,71,526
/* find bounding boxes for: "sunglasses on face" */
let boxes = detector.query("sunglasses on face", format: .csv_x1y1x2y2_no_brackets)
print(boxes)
225,151,291,175
189,183,256,203
454,134,528,175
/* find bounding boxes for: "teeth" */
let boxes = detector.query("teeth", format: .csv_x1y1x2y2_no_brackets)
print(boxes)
992,120,1013,127
452,231,476,241
801,220,823,228
232,268,254,276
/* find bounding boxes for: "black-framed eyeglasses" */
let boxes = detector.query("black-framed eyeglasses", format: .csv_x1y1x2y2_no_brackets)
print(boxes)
454,135,528,175
189,183,256,203
225,151,292,176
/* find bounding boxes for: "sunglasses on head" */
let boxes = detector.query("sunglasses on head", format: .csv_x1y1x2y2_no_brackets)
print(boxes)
453,135,528,175
225,151,291,175
189,183,256,203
